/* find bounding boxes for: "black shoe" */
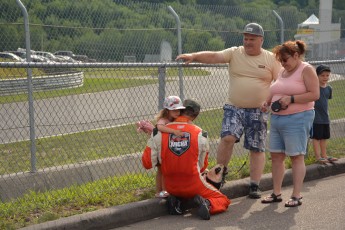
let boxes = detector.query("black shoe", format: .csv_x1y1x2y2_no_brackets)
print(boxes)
167,195,183,215
248,183,261,199
193,195,210,220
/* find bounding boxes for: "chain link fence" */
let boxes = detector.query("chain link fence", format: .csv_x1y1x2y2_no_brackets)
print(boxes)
0,1,345,227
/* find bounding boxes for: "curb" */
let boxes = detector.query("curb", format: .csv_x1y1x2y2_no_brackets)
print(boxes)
20,158,345,230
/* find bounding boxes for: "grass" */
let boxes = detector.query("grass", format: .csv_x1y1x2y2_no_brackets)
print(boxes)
0,173,156,229
0,77,158,104
0,67,210,104
328,79,345,120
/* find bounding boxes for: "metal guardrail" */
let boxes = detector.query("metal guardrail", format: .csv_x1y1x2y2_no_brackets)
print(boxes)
0,71,84,95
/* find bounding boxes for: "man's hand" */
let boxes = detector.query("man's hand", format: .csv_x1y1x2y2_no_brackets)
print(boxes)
175,53,194,64
260,101,270,113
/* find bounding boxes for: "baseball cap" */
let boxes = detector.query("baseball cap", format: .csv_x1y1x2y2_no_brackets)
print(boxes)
183,99,201,114
163,96,185,110
243,23,264,37
316,65,331,75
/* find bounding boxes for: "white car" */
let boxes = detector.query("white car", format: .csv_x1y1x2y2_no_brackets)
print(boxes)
55,55,81,63
0,52,24,62
35,51,66,62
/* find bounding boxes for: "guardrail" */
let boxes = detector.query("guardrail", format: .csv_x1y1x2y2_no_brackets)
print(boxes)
0,71,84,95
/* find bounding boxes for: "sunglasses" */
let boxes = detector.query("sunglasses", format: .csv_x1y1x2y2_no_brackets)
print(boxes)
279,55,292,63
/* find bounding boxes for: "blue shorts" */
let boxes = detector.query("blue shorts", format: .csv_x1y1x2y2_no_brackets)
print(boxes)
269,110,315,156
220,104,268,153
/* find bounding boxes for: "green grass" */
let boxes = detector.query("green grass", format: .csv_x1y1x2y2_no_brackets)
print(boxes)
82,67,210,78
0,67,210,104
0,77,158,104
329,80,345,120
0,173,156,229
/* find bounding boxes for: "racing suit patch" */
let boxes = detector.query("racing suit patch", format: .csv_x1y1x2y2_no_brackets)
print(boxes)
168,132,190,156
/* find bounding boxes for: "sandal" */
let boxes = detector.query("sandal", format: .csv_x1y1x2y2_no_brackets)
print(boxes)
155,191,169,198
285,197,302,207
317,158,328,164
261,193,282,203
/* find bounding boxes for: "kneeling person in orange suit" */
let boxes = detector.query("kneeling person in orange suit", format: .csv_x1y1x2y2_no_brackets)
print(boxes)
142,99,231,220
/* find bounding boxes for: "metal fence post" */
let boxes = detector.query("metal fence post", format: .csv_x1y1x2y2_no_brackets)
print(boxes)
273,10,284,44
158,66,166,110
167,6,184,101
16,0,37,172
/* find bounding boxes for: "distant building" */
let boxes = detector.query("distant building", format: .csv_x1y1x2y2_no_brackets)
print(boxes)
294,1,341,58
143,40,172,63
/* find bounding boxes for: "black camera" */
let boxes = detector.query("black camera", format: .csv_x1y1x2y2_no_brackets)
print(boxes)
271,100,282,112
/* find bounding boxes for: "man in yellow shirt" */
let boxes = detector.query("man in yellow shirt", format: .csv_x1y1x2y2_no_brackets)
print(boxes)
176,23,281,198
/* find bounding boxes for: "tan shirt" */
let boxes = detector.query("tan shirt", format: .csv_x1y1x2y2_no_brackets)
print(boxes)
221,46,281,108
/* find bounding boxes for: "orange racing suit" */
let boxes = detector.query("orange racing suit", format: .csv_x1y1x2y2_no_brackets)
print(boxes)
142,116,231,214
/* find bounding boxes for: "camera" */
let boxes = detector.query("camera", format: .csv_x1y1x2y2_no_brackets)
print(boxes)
271,100,282,112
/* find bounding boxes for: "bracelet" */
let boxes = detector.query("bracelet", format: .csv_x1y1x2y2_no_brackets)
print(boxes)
291,95,295,103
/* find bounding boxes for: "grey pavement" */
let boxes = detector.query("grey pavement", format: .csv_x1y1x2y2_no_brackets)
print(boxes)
21,158,345,230
116,173,345,230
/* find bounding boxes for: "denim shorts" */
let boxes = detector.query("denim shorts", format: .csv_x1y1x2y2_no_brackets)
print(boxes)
269,110,315,156
220,104,268,153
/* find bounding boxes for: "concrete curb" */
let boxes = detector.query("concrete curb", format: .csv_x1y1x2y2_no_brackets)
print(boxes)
20,158,345,230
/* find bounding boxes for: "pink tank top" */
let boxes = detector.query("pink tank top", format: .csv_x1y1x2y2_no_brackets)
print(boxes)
270,62,314,115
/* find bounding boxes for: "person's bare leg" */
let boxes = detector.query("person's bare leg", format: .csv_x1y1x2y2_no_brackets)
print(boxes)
248,150,265,199
155,166,163,195
249,151,265,184
290,155,306,198
271,153,286,195
320,139,327,158
216,135,237,166
312,139,321,159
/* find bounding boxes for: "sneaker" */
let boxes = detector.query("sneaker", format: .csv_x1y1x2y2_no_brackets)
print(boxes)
248,183,261,199
193,195,210,220
166,195,183,215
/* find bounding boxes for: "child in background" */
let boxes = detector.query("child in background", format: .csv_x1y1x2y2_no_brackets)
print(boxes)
137,96,185,198
311,65,338,164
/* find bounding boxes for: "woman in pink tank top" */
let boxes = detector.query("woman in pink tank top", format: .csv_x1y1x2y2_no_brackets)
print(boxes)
260,40,319,207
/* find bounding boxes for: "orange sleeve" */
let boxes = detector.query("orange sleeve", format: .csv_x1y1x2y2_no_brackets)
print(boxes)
142,146,153,169
142,133,161,169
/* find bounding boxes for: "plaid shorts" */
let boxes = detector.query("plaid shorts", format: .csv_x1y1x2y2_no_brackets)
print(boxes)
220,104,268,153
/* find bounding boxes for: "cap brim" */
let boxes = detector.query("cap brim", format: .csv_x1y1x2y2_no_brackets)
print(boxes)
242,32,263,37
167,106,185,110
317,67,330,75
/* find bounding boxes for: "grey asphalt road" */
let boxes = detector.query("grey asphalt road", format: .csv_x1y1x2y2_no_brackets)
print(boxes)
115,173,345,230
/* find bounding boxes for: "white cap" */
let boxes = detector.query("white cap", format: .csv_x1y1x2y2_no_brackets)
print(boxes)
163,96,185,110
